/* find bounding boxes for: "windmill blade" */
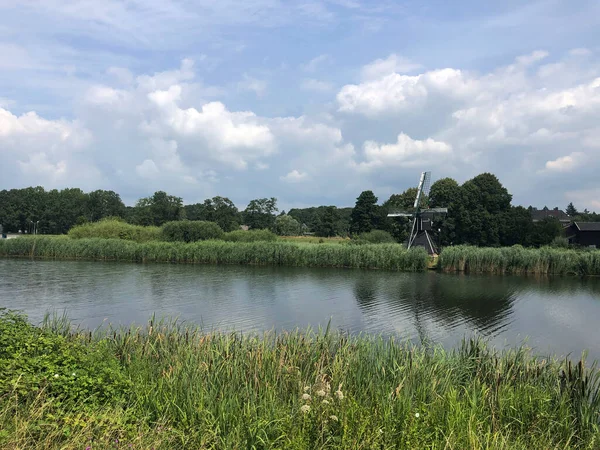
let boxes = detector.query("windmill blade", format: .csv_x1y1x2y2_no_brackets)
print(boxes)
421,207,448,214
413,171,431,209
422,171,432,197
387,211,414,217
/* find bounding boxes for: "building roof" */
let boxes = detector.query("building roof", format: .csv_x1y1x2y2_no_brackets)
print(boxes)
531,208,571,222
574,222,600,231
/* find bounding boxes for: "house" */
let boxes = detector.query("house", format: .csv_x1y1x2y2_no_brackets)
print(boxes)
531,207,571,225
565,222,600,248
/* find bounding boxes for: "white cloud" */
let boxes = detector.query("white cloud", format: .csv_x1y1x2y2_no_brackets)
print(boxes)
515,50,549,66
360,54,422,80
357,133,452,171
543,152,585,172
300,79,334,92
136,159,160,178
280,169,308,182
569,48,592,57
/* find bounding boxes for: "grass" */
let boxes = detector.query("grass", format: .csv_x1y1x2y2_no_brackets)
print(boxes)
0,236,429,271
1,310,599,449
439,245,600,276
280,236,351,244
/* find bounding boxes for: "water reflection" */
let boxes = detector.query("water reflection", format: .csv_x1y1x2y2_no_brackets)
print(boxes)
1,259,600,360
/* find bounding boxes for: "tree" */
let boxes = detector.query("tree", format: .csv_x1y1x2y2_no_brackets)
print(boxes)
243,198,278,230
530,217,563,247
86,190,126,222
498,206,533,246
185,197,240,231
429,178,461,246
314,206,341,237
274,214,301,236
133,191,185,226
380,188,424,243
350,190,379,234
566,202,578,217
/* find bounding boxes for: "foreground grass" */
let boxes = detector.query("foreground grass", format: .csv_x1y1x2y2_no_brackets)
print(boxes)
1,311,599,449
439,245,600,276
0,236,428,271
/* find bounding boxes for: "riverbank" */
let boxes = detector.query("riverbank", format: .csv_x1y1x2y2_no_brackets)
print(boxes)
2,236,599,275
0,236,429,271
1,311,598,449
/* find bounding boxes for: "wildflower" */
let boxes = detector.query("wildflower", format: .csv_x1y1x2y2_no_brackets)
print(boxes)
316,389,326,397
303,385,310,392
378,428,383,435
329,415,338,422
54,374,59,378
335,390,344,400
302,393,311,401
72,373,76,377
300,404,310,414
322,399,330,405
415,412,420,418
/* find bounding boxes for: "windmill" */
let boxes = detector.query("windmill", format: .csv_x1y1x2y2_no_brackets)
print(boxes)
387,171,448,255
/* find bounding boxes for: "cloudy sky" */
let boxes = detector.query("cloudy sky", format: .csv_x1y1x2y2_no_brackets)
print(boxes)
1,0,599,211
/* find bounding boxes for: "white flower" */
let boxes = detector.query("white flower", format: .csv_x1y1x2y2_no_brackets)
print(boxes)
329,415,338,422
54,374,59,378
300,404,311,414
303,385,310,392
316,389,326,397
322,399,330,405
71,373,76,377
415,412,420,418
378,428,383,435
302,393,311,401
335,390,344,400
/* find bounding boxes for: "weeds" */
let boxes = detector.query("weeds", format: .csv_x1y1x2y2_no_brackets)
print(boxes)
1,311,599,449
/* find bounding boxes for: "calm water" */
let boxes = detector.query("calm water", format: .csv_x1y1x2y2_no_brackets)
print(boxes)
2,259,600,360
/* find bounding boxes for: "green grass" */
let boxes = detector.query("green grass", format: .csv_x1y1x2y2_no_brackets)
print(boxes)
1,310,599,449
0,236,428,271
439,245,600,276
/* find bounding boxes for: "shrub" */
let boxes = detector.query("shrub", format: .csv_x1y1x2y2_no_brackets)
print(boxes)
355,230,396,244
0,310,130,406
68,219,160,243
161,220,224,243
222,229,278,242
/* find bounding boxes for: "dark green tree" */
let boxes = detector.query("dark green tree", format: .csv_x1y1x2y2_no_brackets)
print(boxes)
314,206,341,237
429,177,461,246
86,190,126,222
133,191,185,226
350,190,380,234
243,198,278,230
530,217,563,247
498,206,533,246
274,214,301,236
566,202,578,217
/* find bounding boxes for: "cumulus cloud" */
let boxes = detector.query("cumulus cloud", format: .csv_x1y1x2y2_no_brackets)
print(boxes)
280,169,308,182
543,152,585,172
356,133,452,171
360,54,422,80
301,54,331,73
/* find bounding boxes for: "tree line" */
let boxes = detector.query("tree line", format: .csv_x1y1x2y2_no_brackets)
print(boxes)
1,173,598,246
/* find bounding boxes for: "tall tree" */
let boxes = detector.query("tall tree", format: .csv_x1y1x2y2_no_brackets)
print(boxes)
86,190,126,222
350,190,379,234
380,188,424,243
566,202,578,217
133,191,185,226
314,206,341,237
274,214,301,236
243,198,278,230
429,178,461,246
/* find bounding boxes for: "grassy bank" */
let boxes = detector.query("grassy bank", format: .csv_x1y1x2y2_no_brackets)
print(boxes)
0,236,428,271
439,245,600,276
1,311,599,449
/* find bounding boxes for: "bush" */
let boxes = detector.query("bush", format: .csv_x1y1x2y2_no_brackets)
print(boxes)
161,220,224,243
68,219,160,243
0,310,130,406
355,230,396,244
550,236,569,248
222,229,278,242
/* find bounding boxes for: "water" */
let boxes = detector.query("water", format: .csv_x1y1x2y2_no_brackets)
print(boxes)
2,258,600,360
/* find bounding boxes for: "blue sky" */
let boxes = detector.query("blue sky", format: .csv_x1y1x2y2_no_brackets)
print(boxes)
1,0,599,211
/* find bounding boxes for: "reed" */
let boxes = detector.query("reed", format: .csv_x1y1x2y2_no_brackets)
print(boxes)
1,311,599,449
0,236,429,271
439,245,600,276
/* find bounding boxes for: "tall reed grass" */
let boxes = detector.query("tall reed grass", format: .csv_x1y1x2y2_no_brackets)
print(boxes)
0,236,428,271
439,245,600,276
2,312,599,449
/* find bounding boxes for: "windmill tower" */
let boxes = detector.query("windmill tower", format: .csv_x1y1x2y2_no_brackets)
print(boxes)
387,171,448,255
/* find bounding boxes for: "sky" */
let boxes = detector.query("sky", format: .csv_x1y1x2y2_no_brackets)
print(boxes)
0,0,599,211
